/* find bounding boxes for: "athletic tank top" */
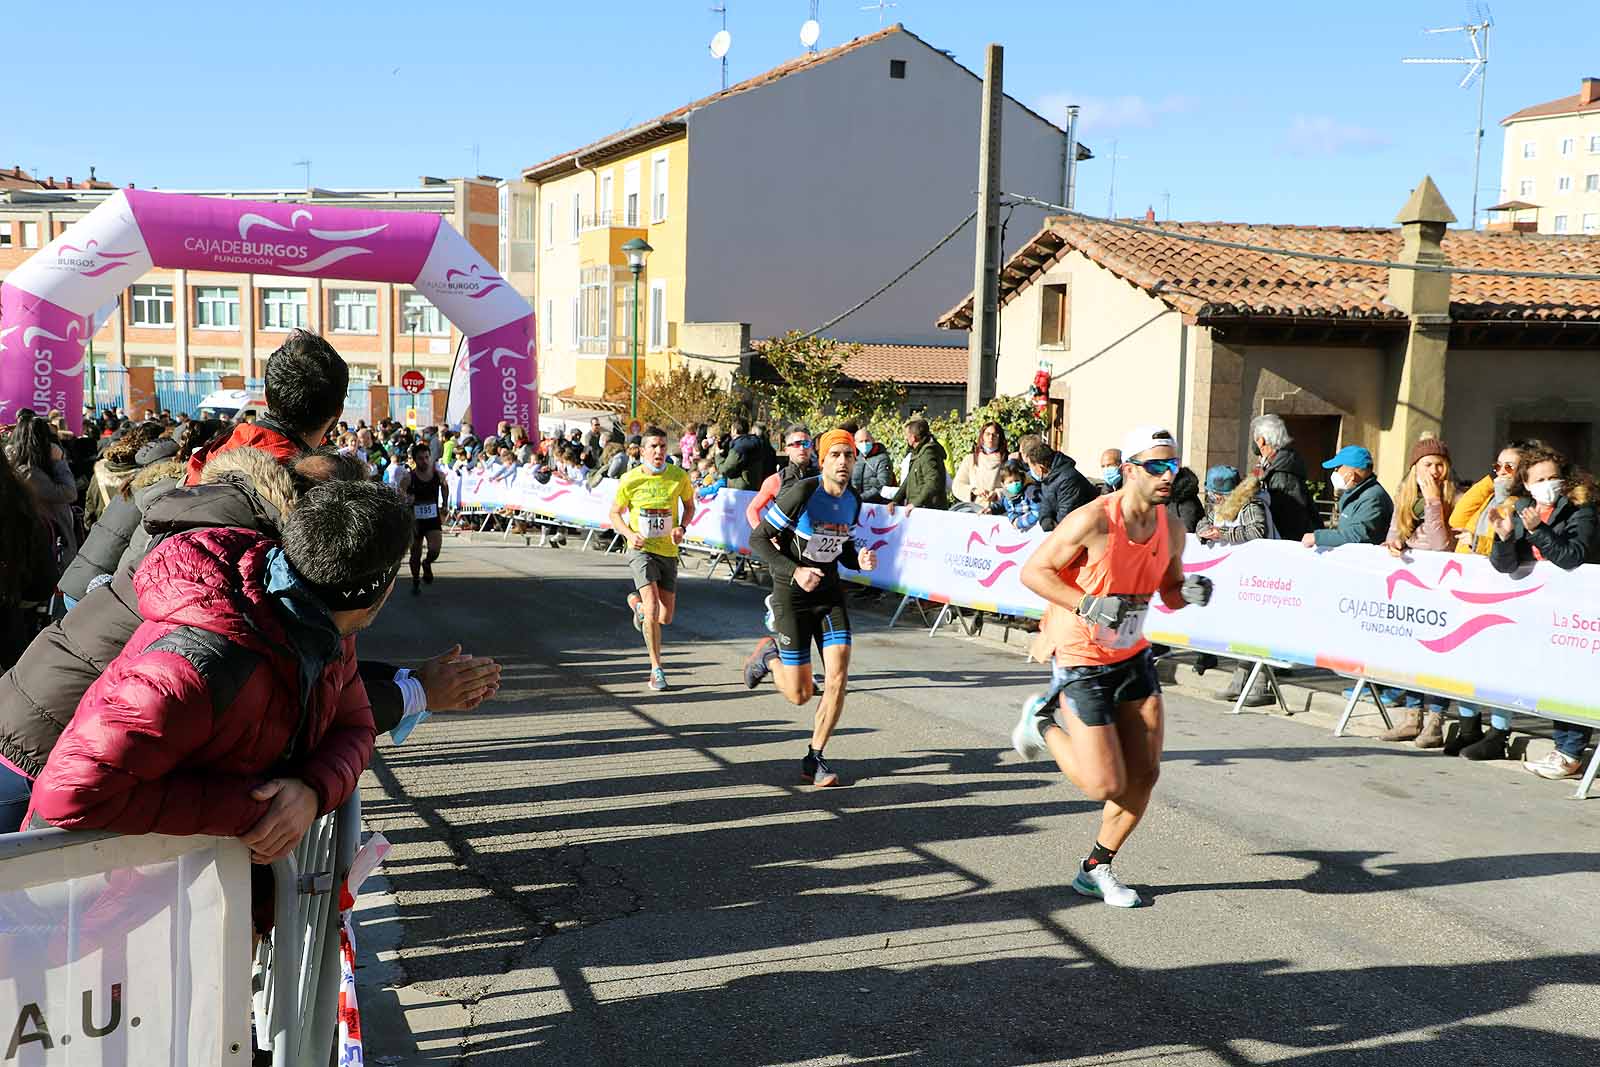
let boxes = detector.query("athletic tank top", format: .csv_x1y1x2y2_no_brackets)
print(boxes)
411,470,443,520
1038,493,1171,667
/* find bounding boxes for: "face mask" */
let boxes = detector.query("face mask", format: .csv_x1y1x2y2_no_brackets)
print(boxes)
1329,471,1349,493
1005,481,1024,498
981,444,999,454
1491,475,1515,500
1528,479,1563,506
1103,467,1123,488
642,459,666,474
1251,441,1262,457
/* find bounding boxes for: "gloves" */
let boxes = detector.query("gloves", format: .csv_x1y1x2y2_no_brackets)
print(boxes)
1077,593,1129,629
1180,574,1213,607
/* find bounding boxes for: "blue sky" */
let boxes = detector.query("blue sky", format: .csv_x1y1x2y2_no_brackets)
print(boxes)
7,1,1591,226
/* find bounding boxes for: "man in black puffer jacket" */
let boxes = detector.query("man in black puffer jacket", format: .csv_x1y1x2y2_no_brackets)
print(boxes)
1021,437,1097,532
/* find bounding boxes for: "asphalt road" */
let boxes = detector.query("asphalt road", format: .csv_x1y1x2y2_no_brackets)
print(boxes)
351,538,1599,1066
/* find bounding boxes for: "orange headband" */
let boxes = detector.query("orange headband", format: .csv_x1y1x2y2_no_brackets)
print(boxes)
816,429,856,459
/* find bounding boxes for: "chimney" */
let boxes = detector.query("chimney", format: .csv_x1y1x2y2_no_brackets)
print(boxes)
1144,206,1156,222
88,165,97,181
65,176,73,187
1390,175,1456,319
1583,77,1600,106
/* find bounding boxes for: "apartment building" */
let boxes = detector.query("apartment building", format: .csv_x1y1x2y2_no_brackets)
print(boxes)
0,176,509,386
520,23,1090,408
1496,76,1600,235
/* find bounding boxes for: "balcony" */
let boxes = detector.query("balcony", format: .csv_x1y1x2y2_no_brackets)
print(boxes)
580,208,644,231
578,214,648,270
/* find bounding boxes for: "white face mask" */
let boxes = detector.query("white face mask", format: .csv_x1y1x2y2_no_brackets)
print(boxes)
1528,479,1563,506
1329,470,1349,493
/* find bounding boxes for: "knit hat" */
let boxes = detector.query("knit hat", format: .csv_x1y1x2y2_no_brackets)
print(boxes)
1408,437,1450,469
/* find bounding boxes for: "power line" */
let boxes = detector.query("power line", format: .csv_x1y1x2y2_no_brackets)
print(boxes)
999,192,1600,283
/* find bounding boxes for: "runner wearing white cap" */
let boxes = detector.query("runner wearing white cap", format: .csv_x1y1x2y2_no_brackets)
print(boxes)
1011,425,1213,907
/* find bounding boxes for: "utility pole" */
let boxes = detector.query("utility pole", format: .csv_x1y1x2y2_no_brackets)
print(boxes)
966,43,1003,414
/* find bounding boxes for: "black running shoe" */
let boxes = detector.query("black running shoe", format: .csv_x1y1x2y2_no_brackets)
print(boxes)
411,580,421,596
422,560,434,584
744,637,777,690
801,751,839,788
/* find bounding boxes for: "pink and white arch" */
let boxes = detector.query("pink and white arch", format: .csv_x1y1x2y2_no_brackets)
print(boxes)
0,189,536,437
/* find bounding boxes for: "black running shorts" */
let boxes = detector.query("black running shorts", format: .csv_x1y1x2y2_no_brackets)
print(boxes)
771,588,851,668
1049,648,1160,727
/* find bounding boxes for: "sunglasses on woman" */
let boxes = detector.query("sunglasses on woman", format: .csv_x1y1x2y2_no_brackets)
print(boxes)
1492,461,1517,474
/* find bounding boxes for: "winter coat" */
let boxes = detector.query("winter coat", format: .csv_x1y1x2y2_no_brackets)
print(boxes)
902,438,950,510
1169,468,1205,533
953,450,1006,505
1000,484,1041,532
850,442,894,501
31,526,375,834
1036,451,1097,532
15,458,79,567
1200,475,1272,544
717,433,769,491
84,456,139,526
1259,445,1317,541
1451,476,1531,557
1489,491,1599,573
1313,475,1393,548
185,415,308,486
1384,494,1456,552
1,517,57,671
60,459,185,603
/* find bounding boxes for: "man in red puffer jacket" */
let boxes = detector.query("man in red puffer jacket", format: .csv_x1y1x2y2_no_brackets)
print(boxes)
32,480,413,866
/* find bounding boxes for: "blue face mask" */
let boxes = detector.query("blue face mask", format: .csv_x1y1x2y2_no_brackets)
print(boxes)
1103,466,1123,489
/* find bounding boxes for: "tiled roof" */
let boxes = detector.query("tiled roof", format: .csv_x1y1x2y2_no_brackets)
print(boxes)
1502,83,1600,124
839,341,968,385
937,218,1600,329
0,165,116,191
523,25,1085,181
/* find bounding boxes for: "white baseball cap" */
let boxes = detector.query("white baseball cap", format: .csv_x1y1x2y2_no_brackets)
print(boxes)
1121,426,1179,462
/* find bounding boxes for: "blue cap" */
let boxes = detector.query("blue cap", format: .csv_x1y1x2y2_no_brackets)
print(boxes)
1323,445,1373,470
1204,465,1241,494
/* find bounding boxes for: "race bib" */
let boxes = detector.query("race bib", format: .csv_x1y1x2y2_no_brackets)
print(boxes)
1094,602,1149,650
640,508,671,539
803,523,849,563
413,503,438,520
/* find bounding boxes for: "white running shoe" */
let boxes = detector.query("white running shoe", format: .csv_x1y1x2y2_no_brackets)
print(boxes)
1071,863,1142,908
1523,750,1582,780
1011,693,1051,762
763,594,776,635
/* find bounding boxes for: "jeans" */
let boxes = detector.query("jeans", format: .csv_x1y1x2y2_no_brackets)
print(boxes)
1391,688,1448,713
0,762,32,834
1553,723,1593,761
1457,704,1511,732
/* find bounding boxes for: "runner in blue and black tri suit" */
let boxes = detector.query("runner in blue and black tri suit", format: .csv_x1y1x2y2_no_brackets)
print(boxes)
743,428,879,787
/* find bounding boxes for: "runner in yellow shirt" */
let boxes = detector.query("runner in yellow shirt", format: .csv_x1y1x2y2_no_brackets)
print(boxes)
609,426,696,691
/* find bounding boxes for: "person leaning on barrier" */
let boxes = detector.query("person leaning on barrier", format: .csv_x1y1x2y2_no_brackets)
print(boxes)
1195,465,1277,707
30,480,410,865
1487,445,1600,781
1021,435,1096,532
901,418,950,511
1249,413,1317,541
850,425,895,502
1300,445,1393,549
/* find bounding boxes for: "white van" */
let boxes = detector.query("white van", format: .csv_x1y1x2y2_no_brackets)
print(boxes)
195,389,268,423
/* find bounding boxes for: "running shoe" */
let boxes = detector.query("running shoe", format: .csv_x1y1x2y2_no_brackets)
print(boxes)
1011,693,1052,762
744,637,777,689
648,667,668,692
1071,863,1141,908
1524,750,1582,780
763,594,776,635
411,580,421,597
801,751,840,787
627,593,644,632
422,560,434,585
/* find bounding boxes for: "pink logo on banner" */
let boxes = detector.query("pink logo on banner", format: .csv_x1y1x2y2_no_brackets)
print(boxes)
461,314,538,440
0,287,89,423
54,239,140,278
443,265,506,300
951,524,1030,589
1377,561,1521,651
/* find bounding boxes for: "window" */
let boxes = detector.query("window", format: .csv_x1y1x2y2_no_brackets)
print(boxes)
194,357,240,373
1558,175,1573,193
1591,135,1600,155
1584,214,1599,235
1038,282,1069,347
652,155,669,222
648,280,667,350
130,284,174,327
1553,215,1569,234
330,289,378,333
570,295,579,348
623,162,640,227
1587,174,1600,193
621,283,636,347
348,364,381,383
20,221,39,248
0,222,11,248
401,292,448,336
889,59,907,79
1522,140,1537,159
260,287,308,330
578,267,610,354
545,200,555,248
600,172,614,225
1561,137,1576,158
1519,178,1536,198
571,192,581,241
129,353,173,369
544,299,553,345
194,285,240,329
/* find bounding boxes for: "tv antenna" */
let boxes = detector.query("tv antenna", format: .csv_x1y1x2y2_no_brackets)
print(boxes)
1403,7,1492,229
292,159,311,191
800,1,821,52
860,0,897,27
1106,140,1128,218
710,4,731,90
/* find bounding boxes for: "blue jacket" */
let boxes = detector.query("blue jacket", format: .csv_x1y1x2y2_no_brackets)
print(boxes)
1314,475,1393,547
1000,485,1041,531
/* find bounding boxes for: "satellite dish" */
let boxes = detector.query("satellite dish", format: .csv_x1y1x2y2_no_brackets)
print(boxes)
710,29,732,58
799,19,821,48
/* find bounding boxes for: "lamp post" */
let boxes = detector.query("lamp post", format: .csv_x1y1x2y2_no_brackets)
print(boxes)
621,237,653,420
404,305,421,424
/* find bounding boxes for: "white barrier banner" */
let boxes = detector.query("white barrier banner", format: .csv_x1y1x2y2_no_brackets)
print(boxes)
0,835,250,1065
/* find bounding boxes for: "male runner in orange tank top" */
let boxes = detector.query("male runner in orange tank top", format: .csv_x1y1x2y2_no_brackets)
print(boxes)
1013,427,1213,907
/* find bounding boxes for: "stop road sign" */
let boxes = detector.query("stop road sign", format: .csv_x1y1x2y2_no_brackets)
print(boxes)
400,370,426,395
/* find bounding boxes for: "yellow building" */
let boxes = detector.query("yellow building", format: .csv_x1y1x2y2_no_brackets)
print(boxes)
1495,76,1600,235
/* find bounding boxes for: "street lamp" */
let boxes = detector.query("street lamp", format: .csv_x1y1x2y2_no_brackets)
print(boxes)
404,304,422,424
621,237,652,420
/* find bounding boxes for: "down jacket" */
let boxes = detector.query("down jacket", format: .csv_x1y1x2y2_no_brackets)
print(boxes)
60,459,186,603
32,526,376,833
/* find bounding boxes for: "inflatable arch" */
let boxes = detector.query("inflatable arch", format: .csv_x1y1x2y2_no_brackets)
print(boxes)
0,190,536,437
